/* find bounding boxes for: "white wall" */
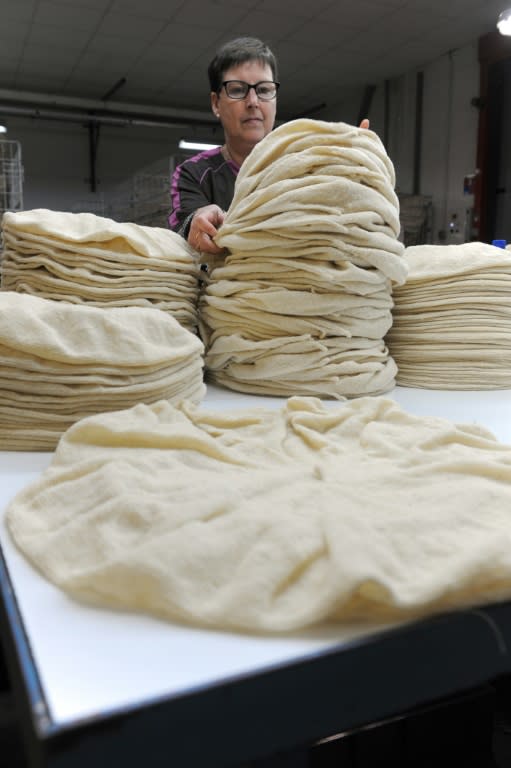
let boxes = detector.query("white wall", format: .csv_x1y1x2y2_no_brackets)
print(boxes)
325,41,480,244
423,43,480,244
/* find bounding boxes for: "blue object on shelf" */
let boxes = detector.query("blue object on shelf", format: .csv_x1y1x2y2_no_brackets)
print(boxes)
492,239,507,248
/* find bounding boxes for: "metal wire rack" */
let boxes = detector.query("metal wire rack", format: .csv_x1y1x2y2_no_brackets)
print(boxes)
398,193,433,246
0,140,24,218
105,155,184,228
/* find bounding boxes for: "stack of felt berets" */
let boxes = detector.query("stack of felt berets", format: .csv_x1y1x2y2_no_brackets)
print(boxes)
0,291,205,450
1,209,200,332
199,118,407,398
386,242,511,389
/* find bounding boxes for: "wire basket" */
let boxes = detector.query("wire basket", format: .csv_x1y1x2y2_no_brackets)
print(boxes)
0,140,24,217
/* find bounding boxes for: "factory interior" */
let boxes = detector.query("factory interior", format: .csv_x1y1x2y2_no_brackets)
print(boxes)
2,1,511,766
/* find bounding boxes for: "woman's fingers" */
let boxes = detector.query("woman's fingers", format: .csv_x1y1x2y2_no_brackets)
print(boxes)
189,206,226,254
194,229,224,255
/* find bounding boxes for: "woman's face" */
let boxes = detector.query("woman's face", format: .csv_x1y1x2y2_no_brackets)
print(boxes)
211,59,277,154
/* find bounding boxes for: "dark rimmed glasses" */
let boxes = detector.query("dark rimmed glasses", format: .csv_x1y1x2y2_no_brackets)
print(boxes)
221,80,280,101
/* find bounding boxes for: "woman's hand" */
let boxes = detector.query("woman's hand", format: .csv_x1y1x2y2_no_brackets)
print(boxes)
359,118,370,129
188,205,226,254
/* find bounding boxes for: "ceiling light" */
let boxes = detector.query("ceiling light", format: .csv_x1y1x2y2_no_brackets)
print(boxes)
497,8,511,35
179,139,221,151
0,124,7,134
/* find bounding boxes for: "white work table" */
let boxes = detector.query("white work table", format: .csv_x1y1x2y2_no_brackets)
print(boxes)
1,384,511,767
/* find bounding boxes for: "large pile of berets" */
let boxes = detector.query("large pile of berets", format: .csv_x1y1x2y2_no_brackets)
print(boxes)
199,118,407,398
0,291,205,450
386,242,511,389
0,209,200,332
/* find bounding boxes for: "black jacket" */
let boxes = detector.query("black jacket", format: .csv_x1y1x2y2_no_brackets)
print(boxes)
168,147,239,237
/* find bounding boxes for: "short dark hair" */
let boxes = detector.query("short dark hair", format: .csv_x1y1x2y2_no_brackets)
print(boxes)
208,37,278,93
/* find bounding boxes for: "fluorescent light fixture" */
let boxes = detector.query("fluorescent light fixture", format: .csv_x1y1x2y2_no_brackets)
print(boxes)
179,139,221,151
497,7,511,35
0,124,7,134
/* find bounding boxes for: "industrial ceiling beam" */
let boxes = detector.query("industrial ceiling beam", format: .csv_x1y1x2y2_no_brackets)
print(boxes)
0,88,217,128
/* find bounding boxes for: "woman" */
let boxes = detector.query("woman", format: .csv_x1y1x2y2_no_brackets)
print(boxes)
169,36,278,258
168,36,369,258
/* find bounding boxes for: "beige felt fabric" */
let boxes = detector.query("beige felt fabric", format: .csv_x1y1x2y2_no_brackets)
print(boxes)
215,119,405,280
3,208,192,256
396,242,511,281
0,291,205,450
386,242,511,389
7,395,511,633
1,209,200,332
211,258,391,294
200,119,405,398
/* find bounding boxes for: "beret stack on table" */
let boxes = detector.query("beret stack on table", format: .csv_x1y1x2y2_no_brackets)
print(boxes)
200,118,407,398
1,209,201,333
386,242,511,389
0,291,205,450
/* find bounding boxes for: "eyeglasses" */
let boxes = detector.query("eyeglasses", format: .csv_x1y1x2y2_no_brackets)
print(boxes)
221,80,280,101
